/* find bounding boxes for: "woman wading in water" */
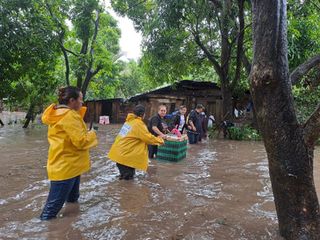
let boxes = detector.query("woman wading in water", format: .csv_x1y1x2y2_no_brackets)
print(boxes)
40,86,98,220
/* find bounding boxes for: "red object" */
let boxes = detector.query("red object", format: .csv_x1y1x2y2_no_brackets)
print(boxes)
171,128,182,137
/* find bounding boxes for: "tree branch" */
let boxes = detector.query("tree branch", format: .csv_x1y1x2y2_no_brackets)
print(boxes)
290,54,320,85
192,31,222,78
60,45,70,86
82,10,100,98
231,0,245,90
59,44,78,56
303,104,320,147
89,10,100,69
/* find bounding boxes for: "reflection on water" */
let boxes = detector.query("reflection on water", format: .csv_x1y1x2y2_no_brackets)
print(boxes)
0,125,319,239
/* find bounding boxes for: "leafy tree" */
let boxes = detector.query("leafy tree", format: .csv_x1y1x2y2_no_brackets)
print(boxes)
46,0,121,99
0,0,61,127
112,0,249,120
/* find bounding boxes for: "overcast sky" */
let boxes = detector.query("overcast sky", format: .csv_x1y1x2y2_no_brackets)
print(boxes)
103,0,142,61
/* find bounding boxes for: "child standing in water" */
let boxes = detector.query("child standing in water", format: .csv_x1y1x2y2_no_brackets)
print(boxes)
40,86,98,220
108,105,164,180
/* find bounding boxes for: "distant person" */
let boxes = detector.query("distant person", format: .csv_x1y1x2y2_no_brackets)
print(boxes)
108,105,164,180
187,104,204,144
0,104,4,127
40,86,98,220
207,115,215,129
199,111,208,140
148,104,169,158
169,105,187,134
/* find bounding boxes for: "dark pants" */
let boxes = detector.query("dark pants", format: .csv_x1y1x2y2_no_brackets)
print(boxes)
117,163,135,180
40,175,80,220
148,145,158,158
187,131,199,144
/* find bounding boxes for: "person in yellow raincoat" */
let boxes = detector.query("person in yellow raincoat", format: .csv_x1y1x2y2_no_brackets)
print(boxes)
108,105,164,180
40,86,98,220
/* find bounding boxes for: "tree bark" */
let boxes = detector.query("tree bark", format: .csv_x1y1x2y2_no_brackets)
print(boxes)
291,54,320,85
23,103,35,128
60,45,70,86
221,80,233,120
80,10,100,99
250,1,320,239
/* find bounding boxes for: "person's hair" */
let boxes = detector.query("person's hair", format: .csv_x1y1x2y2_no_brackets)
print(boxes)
58,86,81,105
196,104,205,110
180,105,187,110
158,104,167,110
133,105,145,117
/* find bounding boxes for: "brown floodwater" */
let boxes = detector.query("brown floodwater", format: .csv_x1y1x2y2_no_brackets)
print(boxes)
0,124,319,240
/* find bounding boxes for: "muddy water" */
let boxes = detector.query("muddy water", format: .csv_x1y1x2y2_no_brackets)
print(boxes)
0,125,319,240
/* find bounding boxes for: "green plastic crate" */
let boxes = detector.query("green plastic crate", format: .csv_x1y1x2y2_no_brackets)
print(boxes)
157,140,188,162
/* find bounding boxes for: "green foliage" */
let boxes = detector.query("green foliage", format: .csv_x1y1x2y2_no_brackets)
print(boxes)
112,0,248,87
86,60,156,100
0,0,60,99
208,125,261,141
228,125,261,141
287,1,320,70
293,85,320,123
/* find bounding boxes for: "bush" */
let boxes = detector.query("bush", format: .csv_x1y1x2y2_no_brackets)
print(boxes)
228,125,262,141
207,124,261,141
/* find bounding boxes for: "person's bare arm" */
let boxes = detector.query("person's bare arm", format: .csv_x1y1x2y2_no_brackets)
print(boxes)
188,120,196,131
152,126,165,137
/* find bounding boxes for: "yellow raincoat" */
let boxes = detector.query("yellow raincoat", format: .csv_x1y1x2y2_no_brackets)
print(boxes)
42,104,98,181
108,113,164,171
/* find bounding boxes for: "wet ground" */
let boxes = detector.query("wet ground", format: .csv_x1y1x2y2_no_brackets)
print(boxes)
0,124,319,240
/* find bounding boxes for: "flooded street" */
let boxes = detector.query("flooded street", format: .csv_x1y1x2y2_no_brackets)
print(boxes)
0,125,319,240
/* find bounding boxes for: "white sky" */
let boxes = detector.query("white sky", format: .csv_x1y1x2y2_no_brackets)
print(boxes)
103,0,142,61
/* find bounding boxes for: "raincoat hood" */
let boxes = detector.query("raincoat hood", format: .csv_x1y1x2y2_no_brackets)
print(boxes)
126,113,142,122
42,104,87,125
108,113,164,172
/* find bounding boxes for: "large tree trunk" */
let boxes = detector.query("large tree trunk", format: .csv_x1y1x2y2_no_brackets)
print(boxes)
250,1,320,239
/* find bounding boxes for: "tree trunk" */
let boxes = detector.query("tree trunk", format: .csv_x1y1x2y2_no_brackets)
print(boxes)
81,71,92,100
220,80,233,120
250,1,320,239
61,46,70,86
23,104,35,129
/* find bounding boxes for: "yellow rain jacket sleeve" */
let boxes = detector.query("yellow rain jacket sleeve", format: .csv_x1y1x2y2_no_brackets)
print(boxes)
108,114,164,171
42,104,98,181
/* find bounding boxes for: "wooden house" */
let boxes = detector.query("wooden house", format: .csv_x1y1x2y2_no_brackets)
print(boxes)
84,80,224,123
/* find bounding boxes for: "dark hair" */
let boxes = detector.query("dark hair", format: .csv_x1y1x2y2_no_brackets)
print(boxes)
158,104,167,110
180,105,187,110
133,105,145,117
196,104,205,110
58,86,81,105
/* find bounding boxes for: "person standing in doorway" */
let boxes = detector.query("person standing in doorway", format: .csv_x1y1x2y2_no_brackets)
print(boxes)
187,104,204,144
40,86,98,220
148,104,168,158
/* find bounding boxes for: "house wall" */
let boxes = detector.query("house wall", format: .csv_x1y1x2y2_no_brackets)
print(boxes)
84,84,229,124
